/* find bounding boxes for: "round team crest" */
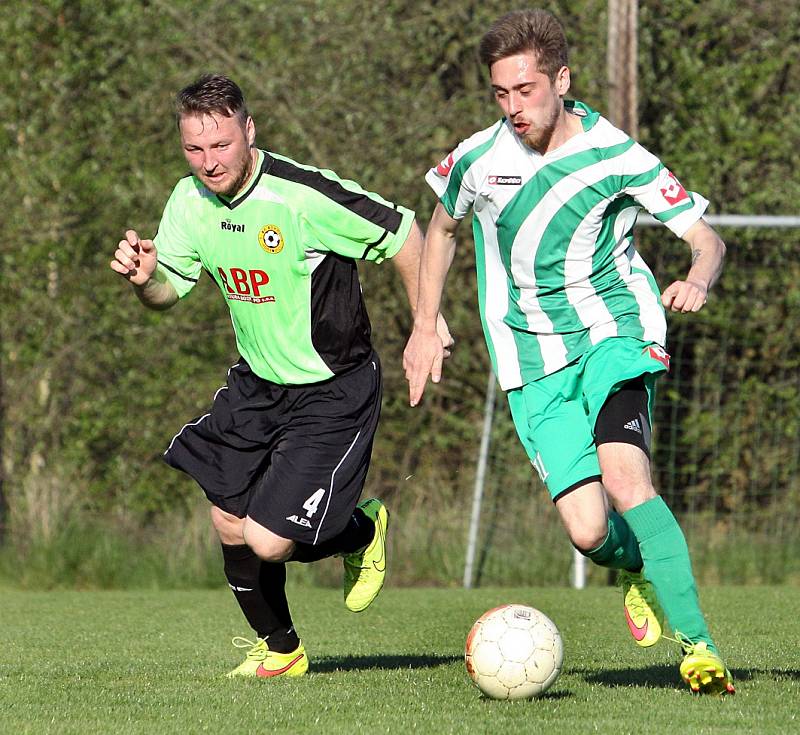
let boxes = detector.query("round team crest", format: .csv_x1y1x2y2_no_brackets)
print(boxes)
258,225,284,254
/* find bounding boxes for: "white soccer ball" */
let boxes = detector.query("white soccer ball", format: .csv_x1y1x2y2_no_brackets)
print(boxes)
465,603,563,700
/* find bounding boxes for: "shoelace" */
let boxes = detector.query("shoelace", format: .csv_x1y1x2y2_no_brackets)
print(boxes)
231,636,267,660
664,630,702,655
619,573,652,616
627,592,650,617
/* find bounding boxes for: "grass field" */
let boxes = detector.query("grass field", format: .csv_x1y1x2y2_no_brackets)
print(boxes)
1,585,798,734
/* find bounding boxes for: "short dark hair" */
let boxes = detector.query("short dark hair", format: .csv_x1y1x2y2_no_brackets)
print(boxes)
175,74,249,125
478,9,568,81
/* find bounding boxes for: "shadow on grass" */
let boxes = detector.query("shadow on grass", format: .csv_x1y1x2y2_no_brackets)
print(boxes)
576,664,800,689
576,663,677,689
477,690,574,703
312,653,461,673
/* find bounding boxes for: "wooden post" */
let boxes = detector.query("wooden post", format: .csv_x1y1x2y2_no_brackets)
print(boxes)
607,0,639,137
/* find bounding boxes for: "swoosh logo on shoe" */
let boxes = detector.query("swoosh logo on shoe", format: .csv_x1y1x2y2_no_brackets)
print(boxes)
624,606,649,641
372,518,386,572
255,654,304,678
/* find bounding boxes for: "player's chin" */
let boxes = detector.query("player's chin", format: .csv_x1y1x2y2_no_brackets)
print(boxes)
200,176,229,194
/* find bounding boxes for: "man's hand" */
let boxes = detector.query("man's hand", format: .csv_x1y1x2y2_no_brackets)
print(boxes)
661,278,708,313
110,229,158,286
110,228,178,310
663,219,726,313
437,313,455,359
404,316,452,407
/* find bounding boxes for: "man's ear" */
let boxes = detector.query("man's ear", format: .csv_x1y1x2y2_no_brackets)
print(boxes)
555,65,571,96
245,115,256,146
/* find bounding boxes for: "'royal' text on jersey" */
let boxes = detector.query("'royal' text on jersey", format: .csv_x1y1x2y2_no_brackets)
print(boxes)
220,219,246,233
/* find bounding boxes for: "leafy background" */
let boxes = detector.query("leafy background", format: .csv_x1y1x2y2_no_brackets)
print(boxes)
1,0,798,587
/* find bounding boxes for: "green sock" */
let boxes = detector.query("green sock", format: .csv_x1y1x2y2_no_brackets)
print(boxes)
584,512,643,571
623,496,716,652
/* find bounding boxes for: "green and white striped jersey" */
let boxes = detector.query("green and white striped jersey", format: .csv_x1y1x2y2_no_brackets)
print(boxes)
426,100,708,390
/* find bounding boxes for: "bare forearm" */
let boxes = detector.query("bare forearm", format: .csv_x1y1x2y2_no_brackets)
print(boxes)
414,225,456,332
133,267,179,310
415,233,455,329
684,221,726,292
403,206,458,405
391,221,424,315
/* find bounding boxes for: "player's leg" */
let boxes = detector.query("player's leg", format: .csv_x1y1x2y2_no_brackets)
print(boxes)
599,442,733,692
599,438,705,641
589,350,733,693
250,355,388,613
507,369,641,573
163,360,307,678
554,483,643,572
591,378,665,647
211,507,307,678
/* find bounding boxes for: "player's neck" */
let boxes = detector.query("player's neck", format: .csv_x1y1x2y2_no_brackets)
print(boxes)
539,109,583,155
235,148,261,197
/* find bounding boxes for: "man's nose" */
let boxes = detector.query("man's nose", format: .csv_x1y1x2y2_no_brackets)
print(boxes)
203,152,218,171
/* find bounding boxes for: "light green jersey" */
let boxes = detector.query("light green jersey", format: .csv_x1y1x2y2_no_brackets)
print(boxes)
426,101,708,390
154,150,414,385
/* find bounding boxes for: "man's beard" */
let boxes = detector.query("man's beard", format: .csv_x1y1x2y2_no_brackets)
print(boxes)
205,150,253,197
520,103,561,153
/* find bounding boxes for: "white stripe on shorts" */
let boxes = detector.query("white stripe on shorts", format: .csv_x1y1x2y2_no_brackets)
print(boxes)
313,430,362,545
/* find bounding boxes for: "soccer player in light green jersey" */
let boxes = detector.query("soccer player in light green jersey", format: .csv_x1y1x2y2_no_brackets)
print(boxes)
404,9,733,695
111,74,450,678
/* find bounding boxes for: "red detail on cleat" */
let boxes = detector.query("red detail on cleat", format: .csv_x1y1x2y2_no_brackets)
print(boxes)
623,605,649,641
255,654,304,678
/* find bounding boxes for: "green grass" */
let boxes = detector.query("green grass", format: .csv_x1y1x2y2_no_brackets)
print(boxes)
1,586,797,734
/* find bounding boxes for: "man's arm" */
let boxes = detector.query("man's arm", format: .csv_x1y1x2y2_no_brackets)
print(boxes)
390,220,424,314
392,220,454,361
110,229,179,310
403,202,459,406
661,219,726,313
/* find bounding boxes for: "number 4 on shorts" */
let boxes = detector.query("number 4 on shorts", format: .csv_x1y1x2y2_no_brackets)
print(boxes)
303,488,326,517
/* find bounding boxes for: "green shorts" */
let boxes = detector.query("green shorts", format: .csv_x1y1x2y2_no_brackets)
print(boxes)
506,337,669,501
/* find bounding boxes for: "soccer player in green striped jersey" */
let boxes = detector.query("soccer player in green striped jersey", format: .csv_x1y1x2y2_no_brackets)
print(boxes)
404,9,733,695
111,75,451,678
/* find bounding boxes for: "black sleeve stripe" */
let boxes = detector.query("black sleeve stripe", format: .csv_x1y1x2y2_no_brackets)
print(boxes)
160,260,198,283
361,229,389,260
268,158,403,234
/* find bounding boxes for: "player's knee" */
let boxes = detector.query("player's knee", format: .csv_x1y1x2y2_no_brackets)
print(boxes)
568,524,608,553
601,469,655,508
210,505,245,545
243,521,294,562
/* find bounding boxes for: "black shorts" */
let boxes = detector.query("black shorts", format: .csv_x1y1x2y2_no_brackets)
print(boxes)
164,355,382,545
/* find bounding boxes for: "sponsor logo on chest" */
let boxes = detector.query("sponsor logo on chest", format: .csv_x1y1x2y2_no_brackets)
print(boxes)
488,174,522,186
217,267,276,304
220,219,246,233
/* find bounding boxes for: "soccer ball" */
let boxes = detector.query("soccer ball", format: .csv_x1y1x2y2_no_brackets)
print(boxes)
465,604,563,700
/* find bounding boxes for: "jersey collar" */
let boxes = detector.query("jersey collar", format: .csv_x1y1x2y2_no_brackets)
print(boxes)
564,99,600,132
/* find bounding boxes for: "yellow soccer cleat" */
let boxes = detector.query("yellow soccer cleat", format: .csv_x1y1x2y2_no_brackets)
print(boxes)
679,640,735,695
618,570,665,647
226,637,309,678
343,498,389,612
